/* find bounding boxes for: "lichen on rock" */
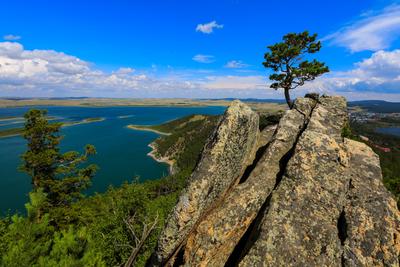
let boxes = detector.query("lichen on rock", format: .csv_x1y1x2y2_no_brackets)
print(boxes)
149,96,400,267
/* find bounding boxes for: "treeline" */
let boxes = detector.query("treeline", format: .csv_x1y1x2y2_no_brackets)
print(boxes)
152,114,220,171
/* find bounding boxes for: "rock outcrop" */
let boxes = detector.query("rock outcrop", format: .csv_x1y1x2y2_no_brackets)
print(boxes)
149,96,400,267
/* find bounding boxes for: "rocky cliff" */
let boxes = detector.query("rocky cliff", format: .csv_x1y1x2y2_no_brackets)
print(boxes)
149,96,400,267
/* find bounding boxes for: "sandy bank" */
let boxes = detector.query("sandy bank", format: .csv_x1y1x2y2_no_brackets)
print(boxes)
147,143,175,174
126,125,171,136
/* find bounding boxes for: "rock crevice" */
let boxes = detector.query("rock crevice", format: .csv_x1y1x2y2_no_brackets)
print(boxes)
149,96,400,267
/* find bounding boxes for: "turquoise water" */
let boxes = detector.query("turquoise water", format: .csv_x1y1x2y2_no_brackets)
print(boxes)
376,127,400,137
0,106,225,215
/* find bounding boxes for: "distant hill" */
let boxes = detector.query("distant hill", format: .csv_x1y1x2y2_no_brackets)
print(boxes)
348,100,400,113
202,98,287,104
225,98,400,113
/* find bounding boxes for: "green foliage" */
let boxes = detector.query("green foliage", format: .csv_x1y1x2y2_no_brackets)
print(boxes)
152,114,220,171
263,31,329,108
1,111,218,266
259,112,282,131
0,166,192,266
341,121,354,139
25,189,49,222
20,109,97,210
0,214,105,267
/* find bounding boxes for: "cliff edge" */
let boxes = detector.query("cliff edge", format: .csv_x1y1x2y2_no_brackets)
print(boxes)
149,95,400,267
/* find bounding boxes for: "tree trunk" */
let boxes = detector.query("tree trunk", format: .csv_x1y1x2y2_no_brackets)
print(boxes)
284,88,294,109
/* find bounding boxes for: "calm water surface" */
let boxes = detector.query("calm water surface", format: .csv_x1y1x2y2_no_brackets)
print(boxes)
376,127,400,137
0,105,225,215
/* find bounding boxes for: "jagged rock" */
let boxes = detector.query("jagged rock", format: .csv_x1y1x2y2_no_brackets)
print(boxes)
150,100,260,266
150,95,400,267
343,139,400,266
182,98,316,266
240,96,349,266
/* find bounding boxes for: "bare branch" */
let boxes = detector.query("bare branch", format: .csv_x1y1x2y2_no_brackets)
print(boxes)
124,213,159,267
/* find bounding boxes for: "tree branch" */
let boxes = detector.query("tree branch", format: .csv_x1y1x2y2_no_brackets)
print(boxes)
123,213,159,267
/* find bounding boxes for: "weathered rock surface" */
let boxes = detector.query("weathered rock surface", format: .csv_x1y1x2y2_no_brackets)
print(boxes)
240,96,349,266
151,100,260,266
342,139,400,266
182,98,316,267
150,96,400,267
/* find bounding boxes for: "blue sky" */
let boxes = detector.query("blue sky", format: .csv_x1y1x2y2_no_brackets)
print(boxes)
1,0,400,100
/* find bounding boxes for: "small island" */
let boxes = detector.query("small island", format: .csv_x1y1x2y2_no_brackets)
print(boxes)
0,117,105,138
63,117,105,127
0,116,22,122
0,128,24,138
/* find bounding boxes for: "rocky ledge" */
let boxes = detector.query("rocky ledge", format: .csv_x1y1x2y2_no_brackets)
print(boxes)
148,96,400,267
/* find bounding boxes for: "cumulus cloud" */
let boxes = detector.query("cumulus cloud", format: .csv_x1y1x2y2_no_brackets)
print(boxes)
0,42,276,98
192,54,215,63
296,49,400,101
225,60,248,68
324,5,400,52
0,41,399,100
0,42,170,97
3,34,21,41
196,21,223,34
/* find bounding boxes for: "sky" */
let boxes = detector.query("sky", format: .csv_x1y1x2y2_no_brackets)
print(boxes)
1,0,400,101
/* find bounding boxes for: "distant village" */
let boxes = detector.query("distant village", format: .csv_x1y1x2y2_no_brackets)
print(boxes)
349,110,400,153
349,111,400,123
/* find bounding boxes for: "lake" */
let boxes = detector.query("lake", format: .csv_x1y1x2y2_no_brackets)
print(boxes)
0,105,225,215
376,127,400,137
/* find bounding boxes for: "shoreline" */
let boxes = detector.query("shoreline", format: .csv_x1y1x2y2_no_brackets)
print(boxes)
0,118,106,139
147,143,175,175
126,125,174,174
126,125,171,136
62,117,105,127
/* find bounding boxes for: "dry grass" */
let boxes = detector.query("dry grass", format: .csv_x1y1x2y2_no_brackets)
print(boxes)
0,98,286,113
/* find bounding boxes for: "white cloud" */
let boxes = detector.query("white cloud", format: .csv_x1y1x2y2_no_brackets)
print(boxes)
203,75,265,90
0,42,276,98
0,42,400,101
324,5,400,52
114,67,135,74
192,54,215,63
0,42,167,97
196,21,223,34
3,34,21,41
225,60,249,68
298,49,400,101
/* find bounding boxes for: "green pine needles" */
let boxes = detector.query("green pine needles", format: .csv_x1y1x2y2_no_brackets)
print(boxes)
20,109,97,213
263,31,329,108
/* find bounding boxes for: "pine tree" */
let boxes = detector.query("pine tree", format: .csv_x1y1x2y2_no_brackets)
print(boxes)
263,31,329,108
21,109,97,208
